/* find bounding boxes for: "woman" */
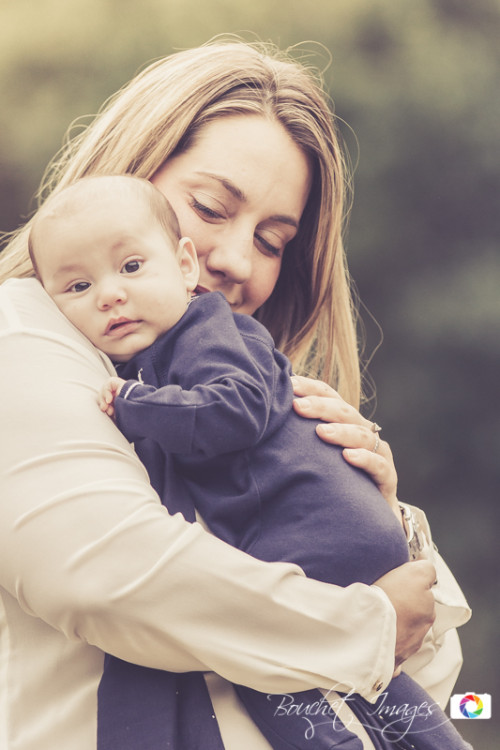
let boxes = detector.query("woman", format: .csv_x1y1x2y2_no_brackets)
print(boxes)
0,40,468,749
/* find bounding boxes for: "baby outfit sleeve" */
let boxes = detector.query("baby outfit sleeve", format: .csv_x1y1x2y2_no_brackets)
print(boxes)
114,293,291,458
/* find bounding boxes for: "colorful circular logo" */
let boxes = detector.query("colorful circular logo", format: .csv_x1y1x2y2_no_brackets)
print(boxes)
459,694,484,718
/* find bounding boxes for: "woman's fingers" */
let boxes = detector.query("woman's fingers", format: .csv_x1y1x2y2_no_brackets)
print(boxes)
292,375,371,427
315,421,386,451
315,422,398,510
375,560,437,667
291,374,341,399
293,393,371,428
342,445,394,482
291,374,399,507
316,423,396,479
343,448,399,517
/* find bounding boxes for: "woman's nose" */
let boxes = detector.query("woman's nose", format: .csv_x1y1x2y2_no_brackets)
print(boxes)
205,236,253,284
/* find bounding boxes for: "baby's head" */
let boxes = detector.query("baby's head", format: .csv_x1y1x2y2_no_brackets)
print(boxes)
29,175,199,362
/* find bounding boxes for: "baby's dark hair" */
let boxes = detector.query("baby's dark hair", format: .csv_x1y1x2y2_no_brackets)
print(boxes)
28,174,181,279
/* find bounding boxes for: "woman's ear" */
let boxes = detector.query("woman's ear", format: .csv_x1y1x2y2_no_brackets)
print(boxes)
177,237,200,293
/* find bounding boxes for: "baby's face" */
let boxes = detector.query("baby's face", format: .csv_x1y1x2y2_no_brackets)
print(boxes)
37,198,198,361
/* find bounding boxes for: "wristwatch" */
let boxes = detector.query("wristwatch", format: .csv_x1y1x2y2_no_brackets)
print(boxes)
399,504,425,561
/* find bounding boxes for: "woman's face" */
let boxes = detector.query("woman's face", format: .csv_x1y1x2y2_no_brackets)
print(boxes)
152,115,312,315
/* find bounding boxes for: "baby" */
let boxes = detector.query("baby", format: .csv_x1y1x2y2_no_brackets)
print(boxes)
29,175,199,369
29,175,464,750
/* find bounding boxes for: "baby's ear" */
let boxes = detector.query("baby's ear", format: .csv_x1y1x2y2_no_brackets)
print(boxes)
178,237,200,292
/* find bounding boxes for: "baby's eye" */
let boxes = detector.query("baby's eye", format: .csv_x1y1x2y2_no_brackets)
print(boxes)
121,259,143,274
69,281,90,293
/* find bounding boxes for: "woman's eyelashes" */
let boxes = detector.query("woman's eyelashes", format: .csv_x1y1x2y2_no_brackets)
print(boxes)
190,197,225,221
255,233,282,258
190,195,285,258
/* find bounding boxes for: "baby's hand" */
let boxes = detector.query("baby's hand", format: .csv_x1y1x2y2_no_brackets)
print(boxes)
99,376,126,418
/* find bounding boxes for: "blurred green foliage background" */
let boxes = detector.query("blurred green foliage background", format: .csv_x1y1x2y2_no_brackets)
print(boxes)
1,0,498,745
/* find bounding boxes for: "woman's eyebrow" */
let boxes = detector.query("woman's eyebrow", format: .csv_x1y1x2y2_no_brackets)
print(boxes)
269,214,299,229
195,171,299,228
195,171,246,202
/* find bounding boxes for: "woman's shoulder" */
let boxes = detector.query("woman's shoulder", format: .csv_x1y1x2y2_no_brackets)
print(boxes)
1,278,69,332
0,277,114,372
1,277,87,341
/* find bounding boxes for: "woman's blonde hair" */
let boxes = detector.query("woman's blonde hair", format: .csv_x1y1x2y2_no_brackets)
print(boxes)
0,39,361,406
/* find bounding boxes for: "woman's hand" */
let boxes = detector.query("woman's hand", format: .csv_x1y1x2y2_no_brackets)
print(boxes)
374,560,437,672
291,375,399,518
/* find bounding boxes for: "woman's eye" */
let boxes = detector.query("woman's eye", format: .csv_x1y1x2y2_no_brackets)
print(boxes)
69,281,90,293
191,198,224,221
255,234,282,258
122,260,142,274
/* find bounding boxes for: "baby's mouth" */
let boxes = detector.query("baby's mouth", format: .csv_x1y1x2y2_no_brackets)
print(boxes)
105,317,138,336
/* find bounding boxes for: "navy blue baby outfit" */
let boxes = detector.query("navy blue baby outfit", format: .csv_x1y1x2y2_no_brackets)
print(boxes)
97,292,471,750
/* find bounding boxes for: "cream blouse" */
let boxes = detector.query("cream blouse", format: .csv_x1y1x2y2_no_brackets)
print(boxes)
0,279,469,750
